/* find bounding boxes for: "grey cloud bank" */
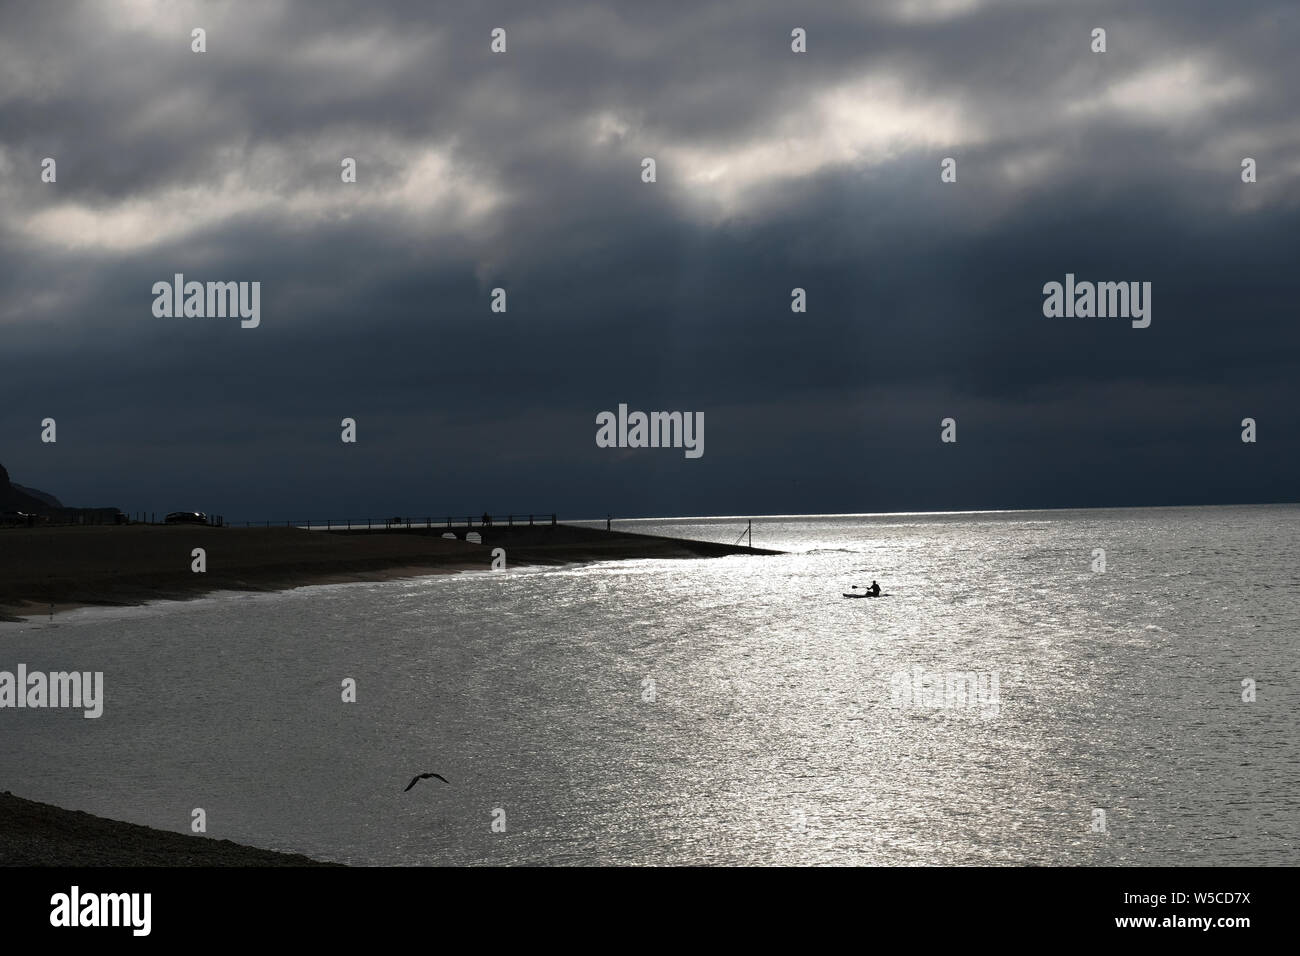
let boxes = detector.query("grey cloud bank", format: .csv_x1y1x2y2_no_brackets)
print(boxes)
1,0,1296,519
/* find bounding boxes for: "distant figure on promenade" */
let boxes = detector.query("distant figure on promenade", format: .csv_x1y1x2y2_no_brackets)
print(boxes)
481,511,492,527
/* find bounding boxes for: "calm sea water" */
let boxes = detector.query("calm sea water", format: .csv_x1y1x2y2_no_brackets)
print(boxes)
2,506,1297,865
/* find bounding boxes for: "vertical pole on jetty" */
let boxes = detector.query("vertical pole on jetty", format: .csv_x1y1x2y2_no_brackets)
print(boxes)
607,514,611,531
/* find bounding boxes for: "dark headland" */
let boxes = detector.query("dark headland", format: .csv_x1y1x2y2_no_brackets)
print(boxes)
0,522,782,621
0,792,336,866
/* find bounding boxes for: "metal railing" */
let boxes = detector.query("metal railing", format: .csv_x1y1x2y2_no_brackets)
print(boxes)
237,513,558,530
1,512,559,531
0,511,128,528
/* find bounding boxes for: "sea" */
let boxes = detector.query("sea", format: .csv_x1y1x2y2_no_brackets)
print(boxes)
1,506,1297,865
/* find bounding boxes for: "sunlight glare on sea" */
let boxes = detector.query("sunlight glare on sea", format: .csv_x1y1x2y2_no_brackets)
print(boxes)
2,506,1296,865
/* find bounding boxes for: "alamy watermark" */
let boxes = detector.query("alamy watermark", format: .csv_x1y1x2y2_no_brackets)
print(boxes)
596,404,704,459
50,886,150,936
0,665,103,718
1042,273,1150,328
152,274,260,328
890,666,1000,718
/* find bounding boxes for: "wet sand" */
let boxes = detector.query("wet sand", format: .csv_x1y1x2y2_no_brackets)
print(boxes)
0,523,780,621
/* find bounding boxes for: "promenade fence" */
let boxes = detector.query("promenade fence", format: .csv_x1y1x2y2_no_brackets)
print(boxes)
1,513,558,531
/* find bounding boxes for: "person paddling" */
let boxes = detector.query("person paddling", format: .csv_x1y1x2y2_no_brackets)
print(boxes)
870,580,881,597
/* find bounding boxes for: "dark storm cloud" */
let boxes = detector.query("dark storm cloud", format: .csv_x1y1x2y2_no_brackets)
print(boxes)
1,0,1296,518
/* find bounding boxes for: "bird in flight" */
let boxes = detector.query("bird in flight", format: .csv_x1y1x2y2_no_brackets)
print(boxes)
404,772,450,792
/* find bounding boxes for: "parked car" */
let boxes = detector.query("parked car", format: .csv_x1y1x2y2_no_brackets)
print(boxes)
164,511,208,525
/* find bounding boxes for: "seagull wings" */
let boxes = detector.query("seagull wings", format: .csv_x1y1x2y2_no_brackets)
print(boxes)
404,772,450,792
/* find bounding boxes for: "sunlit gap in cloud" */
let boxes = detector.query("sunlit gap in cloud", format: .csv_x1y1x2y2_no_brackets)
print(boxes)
103,0,293,41
883,0,989,24
20,142,506,253
646,73,980,220
1065,57,1252,124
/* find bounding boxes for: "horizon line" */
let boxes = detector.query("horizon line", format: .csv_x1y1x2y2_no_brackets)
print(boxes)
564,501,1300,524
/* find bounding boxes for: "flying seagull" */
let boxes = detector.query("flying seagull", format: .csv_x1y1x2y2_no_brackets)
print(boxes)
404,772,450,792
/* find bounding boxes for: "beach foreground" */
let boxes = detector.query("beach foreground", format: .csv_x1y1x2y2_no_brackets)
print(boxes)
0,523,779,620
0,792,336,866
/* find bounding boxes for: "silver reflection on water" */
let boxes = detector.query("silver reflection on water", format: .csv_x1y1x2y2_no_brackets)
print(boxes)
1,505,1296,865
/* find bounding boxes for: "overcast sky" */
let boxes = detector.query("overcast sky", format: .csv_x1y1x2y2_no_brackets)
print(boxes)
2,0,1297,520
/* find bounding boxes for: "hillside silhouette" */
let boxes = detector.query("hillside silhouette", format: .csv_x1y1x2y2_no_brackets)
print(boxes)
0,462,63,512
